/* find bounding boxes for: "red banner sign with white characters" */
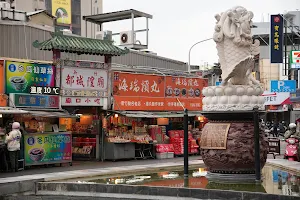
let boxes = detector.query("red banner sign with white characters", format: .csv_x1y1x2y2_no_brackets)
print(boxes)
113,72,207,111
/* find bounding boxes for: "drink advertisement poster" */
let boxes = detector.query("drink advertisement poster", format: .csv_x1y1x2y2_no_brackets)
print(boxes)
5,61,55,93
52,0,72,25
24,132,72,166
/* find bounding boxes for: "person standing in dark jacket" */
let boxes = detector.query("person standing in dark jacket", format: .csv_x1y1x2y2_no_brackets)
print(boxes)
273,121,279,137
0,130,8,172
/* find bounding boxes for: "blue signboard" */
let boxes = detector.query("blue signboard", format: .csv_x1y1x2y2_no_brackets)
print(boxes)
12,93,60,108
215,81,221,86
270,80,296,92
270,15,283,63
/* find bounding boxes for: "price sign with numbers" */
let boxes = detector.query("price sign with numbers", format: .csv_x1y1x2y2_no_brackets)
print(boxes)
29,86,60,95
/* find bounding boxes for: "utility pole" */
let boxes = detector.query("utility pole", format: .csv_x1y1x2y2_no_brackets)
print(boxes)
285,18,289,80
183,108,189,181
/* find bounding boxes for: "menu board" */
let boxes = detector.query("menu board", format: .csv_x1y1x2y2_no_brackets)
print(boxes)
200,123,230,150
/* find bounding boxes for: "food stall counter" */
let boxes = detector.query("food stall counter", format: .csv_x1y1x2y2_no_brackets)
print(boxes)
104,142,135,161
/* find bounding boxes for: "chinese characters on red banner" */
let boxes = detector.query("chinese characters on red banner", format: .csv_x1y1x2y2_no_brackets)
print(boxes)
113,72,164,97
113,96,203,111
165,76,207,98
118,79,161,93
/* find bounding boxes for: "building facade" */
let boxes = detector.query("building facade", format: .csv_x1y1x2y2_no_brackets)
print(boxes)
10,0,46,12
4,0,102,38
0,21,187,71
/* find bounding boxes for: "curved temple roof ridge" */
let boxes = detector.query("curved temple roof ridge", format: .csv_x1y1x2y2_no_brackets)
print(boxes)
32,33,129,56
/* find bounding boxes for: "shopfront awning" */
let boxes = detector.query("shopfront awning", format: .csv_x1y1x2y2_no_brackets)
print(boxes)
0,107,29,114
117,111,203,118
21,108,77,118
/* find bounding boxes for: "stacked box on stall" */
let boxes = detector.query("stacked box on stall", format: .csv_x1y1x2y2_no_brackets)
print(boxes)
170,137,191,155
156,144,174,159
168,130,199,155
149,126,165,143
160,126,169,144
190,139,199,154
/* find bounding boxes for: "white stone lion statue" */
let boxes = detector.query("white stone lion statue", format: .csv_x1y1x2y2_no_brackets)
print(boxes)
213,6,260,86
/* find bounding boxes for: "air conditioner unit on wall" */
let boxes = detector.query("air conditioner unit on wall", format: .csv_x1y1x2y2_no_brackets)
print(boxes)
95,31,104,40
0,2,11,10
120,31,135,45
95,31,112,41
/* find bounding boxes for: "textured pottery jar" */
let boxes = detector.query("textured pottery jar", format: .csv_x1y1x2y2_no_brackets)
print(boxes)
201,121,268,174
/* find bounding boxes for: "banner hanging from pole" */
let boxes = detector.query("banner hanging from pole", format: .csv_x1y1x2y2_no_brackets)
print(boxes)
270,14,283,63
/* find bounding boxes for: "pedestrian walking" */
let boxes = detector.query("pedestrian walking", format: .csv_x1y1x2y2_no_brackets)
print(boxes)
273,121,279,137
5,122,22,172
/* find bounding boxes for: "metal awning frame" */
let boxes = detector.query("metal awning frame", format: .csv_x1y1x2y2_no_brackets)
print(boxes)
83,9,153,25
0,107,30,114
82,9,153,49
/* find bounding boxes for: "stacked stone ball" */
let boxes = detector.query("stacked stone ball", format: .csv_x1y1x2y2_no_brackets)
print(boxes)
202,85,264,111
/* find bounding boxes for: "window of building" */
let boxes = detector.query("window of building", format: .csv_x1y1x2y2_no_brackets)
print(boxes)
45,0,51,14
72,14,81,25
72,28,81,35
72,0,81,13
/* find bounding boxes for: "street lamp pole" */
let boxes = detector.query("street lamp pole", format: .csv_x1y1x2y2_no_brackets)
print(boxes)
188,38,213,73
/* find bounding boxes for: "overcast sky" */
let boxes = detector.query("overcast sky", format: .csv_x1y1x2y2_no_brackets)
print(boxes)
103,0,299,66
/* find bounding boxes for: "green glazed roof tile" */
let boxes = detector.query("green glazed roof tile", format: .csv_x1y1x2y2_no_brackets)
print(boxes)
32,33,128,56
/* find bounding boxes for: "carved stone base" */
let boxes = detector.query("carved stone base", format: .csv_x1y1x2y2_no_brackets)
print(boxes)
200,121,268,174
202,85,264,111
